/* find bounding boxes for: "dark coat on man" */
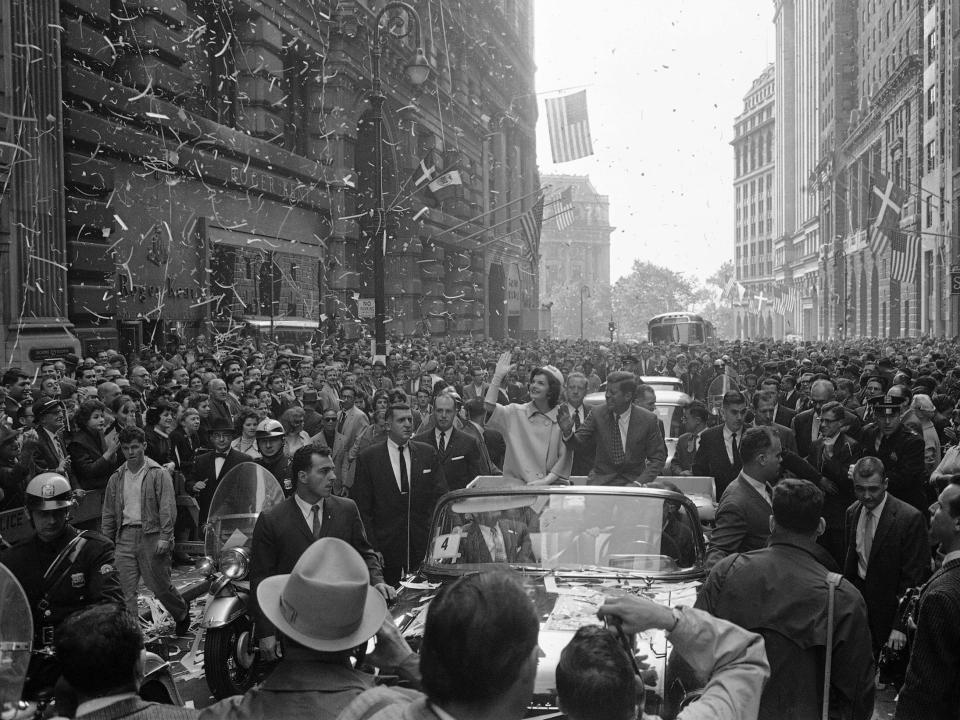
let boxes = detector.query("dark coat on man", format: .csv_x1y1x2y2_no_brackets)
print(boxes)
894,557,960,719
791,407,861,459
459,518,535,564
565,404,595,478
774,404,796,430
809,433,862,565
564,404,666,486
31,428,66,473
692,426,742,497
413,426,488,491
249,494,384,639
843,494,930,657
352,439,446,584
705,473,774,571
858,423,928,513
696,536,875,720
187,449,250,523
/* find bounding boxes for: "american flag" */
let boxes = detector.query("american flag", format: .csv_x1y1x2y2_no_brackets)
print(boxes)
889,231,920,284
520,195,545,265
783,288,796,313
553,186,575,230
545,91,594,163
773,287,785,314
869,174,906,258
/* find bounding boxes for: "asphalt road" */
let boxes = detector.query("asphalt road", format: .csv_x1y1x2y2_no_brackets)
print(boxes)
152,564,900,715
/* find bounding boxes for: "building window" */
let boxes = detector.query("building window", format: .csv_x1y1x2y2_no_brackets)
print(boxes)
927,139,936,172
926,195,934,227
927,30,937,64
927,85,936,119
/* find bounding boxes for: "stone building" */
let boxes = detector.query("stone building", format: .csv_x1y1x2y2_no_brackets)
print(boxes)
0,0,539,367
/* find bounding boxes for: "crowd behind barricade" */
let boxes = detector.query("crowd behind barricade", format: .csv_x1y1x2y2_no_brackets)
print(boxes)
2,332,960,719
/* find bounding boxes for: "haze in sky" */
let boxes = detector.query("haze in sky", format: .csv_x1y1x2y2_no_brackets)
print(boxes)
534,1,774,283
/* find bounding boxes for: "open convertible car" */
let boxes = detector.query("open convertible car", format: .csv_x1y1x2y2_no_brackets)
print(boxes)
390,485,706,719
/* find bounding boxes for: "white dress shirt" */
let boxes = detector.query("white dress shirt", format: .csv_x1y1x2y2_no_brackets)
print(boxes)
740,470,772,507
856,493,888,580
566,403,585,428
387,437,408,492
294,492,323,533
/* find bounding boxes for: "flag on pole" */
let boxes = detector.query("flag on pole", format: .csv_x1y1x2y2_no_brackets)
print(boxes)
868,174,906,258
889,231,920,284
553,186,576,230
428,169,463,194
773,287,785,314
520,195,545,265
545,90,594,163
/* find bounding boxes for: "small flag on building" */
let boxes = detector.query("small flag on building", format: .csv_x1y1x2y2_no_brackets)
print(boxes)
553,186,576,230
428,169,463,194
545,90,594,163
773,287,785,314
784,288,796,312
520,195,545,265
869,174,906,258
889,231,920,284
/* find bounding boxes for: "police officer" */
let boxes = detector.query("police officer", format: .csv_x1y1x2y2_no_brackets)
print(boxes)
0,472,124,697
254,419,293,495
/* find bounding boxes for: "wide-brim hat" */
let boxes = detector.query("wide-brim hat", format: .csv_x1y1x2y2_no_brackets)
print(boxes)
257,537,387,652
208,417,235,434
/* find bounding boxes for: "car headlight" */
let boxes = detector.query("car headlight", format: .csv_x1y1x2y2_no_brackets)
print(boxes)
219,547,250,580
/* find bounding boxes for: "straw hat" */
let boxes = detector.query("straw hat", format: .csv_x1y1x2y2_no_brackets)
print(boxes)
256,538,387,652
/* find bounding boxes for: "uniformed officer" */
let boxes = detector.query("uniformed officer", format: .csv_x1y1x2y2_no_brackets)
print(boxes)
254,419,293,495
0,472,124,697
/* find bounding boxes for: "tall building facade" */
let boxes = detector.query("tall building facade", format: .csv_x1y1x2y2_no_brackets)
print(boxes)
732,64,776,339
0,0,540,368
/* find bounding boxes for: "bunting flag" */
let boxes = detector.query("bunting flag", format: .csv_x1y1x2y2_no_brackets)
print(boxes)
554,186,576,230
545,90,594,163
869,174,906,258
520,195,545,265
889,231,920,284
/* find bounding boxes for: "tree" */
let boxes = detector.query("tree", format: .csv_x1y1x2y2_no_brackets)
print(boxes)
610,261,708,338
701,260,736,338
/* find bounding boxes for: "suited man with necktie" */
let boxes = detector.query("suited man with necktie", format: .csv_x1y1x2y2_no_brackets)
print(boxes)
414,393,487,491
250,444,390,662
29,399,70,474
671,402,708,475
186,417,248,523
842,456,929,658
558,371,666,486
333,386,370,492
705,426,782,571
791,379,861,459
692,390,749,498
352,403,446,584
564,372,594,478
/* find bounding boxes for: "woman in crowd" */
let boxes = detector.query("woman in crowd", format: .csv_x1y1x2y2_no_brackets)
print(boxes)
67,398,122,529
280,406,311,458
231,408,262,459
144,402,178,473
171,406,202,477
483,351,571,486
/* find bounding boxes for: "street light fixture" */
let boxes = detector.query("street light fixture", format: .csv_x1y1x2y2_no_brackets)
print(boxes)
364,2,430,358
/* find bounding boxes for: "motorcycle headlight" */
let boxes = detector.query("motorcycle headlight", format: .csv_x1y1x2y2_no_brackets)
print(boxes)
219,547,250,581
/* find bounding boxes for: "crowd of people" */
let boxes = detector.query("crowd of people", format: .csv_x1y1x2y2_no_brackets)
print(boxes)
1,333,959,719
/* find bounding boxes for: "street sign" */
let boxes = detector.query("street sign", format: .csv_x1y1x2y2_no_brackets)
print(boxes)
357,298,375,318
951,269,960,295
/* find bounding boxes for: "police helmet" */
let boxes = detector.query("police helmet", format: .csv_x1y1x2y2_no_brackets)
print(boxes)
24,472,75,512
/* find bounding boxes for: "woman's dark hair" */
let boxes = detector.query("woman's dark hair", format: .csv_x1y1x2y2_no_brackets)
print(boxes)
234,408,260,434
109,394,136,415
76,399,107,430
372,389,390,409
529,368,562,408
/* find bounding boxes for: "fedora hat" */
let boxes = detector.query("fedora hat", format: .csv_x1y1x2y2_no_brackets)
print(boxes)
208,417,235,434
257,538,387,652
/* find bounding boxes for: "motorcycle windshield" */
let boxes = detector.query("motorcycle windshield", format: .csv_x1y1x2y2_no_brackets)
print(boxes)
204,462,285,558
0,563,32,705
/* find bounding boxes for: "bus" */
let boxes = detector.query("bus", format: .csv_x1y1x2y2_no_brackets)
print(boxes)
647,312,714,345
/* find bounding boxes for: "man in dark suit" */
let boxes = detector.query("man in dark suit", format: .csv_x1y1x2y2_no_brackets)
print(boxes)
693,390,750,498
705,426,781,571
563,372,594,478
859,400,928,513
352,403,446,584
791,379,861,459
558,371,666,486
809,401,862,566
465,398,505,472
670,402,708,475
186,417,248,523
774,401,796,431
780,375,800,410
250,445,388,662
751,389,800,454
414,392,487,491
843,457,930,659
894,478,960,718
459,512,535,564
29,398,70,474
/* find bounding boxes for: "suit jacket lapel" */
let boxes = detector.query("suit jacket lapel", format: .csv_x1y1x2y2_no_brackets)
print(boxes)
870,498,895,563
287,496,315,544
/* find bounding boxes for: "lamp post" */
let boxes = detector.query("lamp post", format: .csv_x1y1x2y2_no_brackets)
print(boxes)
579,285,590,340
364,2,430,358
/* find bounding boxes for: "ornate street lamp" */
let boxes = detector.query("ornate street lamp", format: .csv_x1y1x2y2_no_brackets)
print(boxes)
363,2,430,357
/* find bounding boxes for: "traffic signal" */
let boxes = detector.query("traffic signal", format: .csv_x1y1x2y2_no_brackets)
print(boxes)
608,320,616,333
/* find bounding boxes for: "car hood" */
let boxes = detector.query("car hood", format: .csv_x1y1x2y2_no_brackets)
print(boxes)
391,569,701,710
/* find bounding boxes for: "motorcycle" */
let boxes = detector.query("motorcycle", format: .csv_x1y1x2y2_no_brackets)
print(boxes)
197,462,284,699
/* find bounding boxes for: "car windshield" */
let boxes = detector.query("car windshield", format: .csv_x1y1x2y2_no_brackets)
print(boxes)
424,490,702,576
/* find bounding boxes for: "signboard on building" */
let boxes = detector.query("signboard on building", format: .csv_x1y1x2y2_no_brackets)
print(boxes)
951,266,960,295
506,262,522,313
357,298,376,318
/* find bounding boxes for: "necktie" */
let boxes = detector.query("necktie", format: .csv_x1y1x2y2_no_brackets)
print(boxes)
573,408,582,430
337,412,346,434
610,414,626,464
811,415,820,441
731,432,741,465
311,504,321,539
862,510,875,565
53,434,66,461
437,431,446,455
398,444,409,493
492,526,507,562
764,483,774,506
